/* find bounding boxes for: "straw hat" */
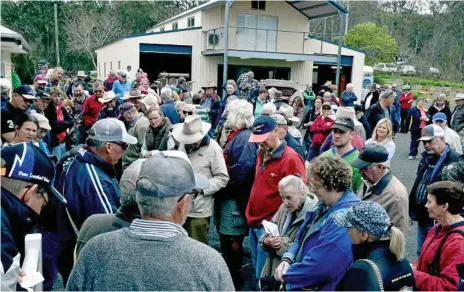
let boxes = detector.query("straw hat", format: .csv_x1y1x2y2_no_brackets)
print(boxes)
76,71,87,77
123,89,144,100
172,115,211,145
201,81,217,90
140,94,159,110
98,91,119,103
279,103,300,123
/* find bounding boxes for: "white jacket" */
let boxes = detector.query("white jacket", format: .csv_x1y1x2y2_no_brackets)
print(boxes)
444,126,463,154
180,139,229,218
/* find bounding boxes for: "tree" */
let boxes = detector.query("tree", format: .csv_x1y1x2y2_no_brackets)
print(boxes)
344,22,399,65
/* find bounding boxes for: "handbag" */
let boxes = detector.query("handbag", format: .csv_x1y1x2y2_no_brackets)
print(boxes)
357,259,384,292
427,230,464,276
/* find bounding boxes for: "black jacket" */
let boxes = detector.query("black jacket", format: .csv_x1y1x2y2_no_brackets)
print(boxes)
428,105,452,123
285,132,306,160
365,102,400,136
409,146,460,224
337,241,415,291
44,103,73,148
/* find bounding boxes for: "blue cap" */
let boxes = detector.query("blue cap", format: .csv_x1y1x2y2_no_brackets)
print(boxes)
13,85,36,100
35,91,51,100
249,115,277,143
432,112,447,122
351,144,389,169
1,142,66,204
333,201,392,237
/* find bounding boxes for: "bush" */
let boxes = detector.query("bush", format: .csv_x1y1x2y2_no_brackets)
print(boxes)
402,78,464,89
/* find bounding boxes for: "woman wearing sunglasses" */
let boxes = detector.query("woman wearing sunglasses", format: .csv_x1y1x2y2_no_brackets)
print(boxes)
141,108,172,157
307,102,334,161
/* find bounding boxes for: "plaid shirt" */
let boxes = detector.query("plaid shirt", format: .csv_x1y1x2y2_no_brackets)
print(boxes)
44,78,66,94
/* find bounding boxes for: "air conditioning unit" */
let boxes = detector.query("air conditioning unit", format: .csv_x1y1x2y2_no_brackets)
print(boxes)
206,31,221,50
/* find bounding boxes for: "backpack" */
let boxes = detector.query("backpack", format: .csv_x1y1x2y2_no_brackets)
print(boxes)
427,229,464,276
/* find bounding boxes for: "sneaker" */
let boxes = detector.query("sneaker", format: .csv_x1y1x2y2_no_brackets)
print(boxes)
408,156,414,160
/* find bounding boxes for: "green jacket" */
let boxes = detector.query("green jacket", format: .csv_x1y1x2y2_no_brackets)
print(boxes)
11,70,21,89
319,148,363,193
303,90,316,101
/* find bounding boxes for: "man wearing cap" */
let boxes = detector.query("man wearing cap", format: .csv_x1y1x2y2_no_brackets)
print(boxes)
1,142,66,290
246,115,306,283
27,91,51,115
409,124,460,255
450,93,464,146
279,103,303,144
200,82,221,129
36,60,49,76
33,74,48,95
98,91,120,120
433,112,462,154
67,71,92,97
366,89,400,137
112,72,131,102
122,88,144,111
121,102,150,171
78,81,105,144
54,118,137,284
399,85,414,133
334,201,414,291
173,115,229,244
160,87,181,124
351,144,409,234
1,85,36,143
320,117,363,193
44,66,65,94
67,151,234,291
272,114,306,159
75,158,146,258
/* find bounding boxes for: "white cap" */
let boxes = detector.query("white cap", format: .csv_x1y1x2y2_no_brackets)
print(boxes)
89,118,137,144
30,111,51,130
455,93,464,101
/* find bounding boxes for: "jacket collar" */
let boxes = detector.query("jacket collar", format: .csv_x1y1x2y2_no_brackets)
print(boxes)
368,171,393,196
76,146,116,177
261,139,287,160
5,102,24,114
1,188,40,230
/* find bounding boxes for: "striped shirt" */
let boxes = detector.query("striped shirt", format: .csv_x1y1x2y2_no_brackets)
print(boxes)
129,219,188,238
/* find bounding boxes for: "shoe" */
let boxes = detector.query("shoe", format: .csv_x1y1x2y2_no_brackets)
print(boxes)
408,156,414,160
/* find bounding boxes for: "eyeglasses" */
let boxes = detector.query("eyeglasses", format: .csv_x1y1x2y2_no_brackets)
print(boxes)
24,185,48,207
183,110,193,115
110,141,129,150
177,189,200,203
94,90,104,93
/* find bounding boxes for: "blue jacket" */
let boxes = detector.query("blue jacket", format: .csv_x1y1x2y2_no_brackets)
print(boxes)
282,191,360,291
407,106,431,134
285,132,306,160
1,188,39,288
341,90,358,107
55,145,120,244
112,80,131,101
160,100,181,124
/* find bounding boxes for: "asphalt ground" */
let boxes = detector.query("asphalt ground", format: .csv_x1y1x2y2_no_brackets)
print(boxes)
53,121,424,291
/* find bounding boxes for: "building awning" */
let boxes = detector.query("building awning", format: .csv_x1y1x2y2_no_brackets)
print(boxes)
140,44,192,55
286,1,347,20
0,25,31,53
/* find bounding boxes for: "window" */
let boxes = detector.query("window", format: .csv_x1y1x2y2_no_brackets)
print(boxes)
160,27,165,32
172,22,178,30
118,61,121,69
188,17,195,27
251,1,266,10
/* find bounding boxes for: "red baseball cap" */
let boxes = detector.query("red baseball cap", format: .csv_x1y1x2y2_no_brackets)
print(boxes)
34,74,48,84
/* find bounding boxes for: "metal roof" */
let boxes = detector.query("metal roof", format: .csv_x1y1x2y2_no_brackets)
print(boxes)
148,0,347,32
286,1,347,20
0,25,31,53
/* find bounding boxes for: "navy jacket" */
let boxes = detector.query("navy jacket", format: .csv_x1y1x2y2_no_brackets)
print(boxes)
160,100,180,124
337,241,415,291
285,132,306,160
409,145,460,224
406,106,431,134
1,188,39,286
341,90,358,107
366,102,399,135
55,145,120,245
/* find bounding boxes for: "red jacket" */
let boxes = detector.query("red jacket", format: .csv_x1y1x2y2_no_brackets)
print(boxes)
82,94,104,127
245,141,306,227
310,115,335,146
413,222,464,291
399,92,414,109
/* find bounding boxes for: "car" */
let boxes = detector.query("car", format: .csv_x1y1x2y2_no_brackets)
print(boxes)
374,63,397,74
429,67,440,77
399,65,417,76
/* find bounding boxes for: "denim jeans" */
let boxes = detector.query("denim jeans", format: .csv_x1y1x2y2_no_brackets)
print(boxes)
249,227,268,282
417,222,433,256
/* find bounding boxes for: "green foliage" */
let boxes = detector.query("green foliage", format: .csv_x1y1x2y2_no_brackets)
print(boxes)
344,22,399,65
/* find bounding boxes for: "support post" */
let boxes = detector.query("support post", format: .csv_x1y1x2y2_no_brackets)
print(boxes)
222,0,232,98
54,4,60,66
335,12,345,95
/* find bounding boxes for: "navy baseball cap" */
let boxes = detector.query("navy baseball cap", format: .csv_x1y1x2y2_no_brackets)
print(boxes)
1,142,66,204
13,85,36,100
249,115,277,143
432,112,447,122
36,92,51,100
351,144,389,169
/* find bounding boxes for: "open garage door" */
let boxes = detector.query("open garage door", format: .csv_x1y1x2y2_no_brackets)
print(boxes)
139,44,192,82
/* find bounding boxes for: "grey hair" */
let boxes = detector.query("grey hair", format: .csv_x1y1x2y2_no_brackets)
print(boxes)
262,103,277,115
136,193,179,218
225,99,254,129
323,91,332,99
380,89,396,100
1,177,30,195
175,101,186,111
93,80,104,89
86,135,106,150
161,87,173,101
278,175,308,194
119,185,137,207
346,83,354,89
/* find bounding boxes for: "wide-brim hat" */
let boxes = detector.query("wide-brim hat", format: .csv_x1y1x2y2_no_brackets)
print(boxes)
201,81,217,90
98,91,119,103
172,115,211,144
279,103,300,123
140,94,159,110
76,71,87,77
123,89,144,100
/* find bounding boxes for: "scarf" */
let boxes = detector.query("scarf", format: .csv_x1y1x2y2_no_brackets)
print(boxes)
55,103,66,143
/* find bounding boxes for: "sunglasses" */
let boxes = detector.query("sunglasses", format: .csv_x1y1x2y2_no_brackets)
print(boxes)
177,189,200,203
322,107,331,110
110,141,129,150
183,110,193,115
23,97,35,105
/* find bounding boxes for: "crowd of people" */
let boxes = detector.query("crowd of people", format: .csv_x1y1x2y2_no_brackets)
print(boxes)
1,64,464,291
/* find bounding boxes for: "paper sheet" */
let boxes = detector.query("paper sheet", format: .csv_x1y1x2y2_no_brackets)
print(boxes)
262,220,280,236
20,272,44,291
